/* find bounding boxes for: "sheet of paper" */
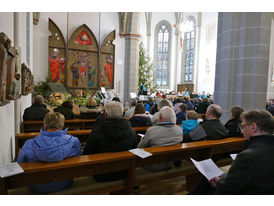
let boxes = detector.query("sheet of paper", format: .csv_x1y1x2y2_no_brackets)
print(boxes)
190,158,224,180
129,148,152,159
0,162,24,178
230,154,237,160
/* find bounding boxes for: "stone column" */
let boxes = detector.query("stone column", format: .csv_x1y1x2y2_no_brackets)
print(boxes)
123,12,141,105
145,12,152,54
174,12,182,91
214,12,272,122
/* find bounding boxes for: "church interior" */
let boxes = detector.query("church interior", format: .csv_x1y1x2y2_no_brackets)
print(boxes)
0,9,274,196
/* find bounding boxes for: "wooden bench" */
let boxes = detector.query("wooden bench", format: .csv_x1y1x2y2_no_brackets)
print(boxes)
2,137,245,195
21,119,97,132
15,126,152,160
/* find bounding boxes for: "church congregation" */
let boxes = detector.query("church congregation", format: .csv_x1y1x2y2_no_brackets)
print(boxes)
0,11,274,195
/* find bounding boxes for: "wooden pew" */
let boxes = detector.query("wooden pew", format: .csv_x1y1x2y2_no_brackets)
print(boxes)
21,119,97,132
15,126,152,160
1,137,245,195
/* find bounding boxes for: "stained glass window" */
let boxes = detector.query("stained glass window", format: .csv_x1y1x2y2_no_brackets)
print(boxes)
184,21,195,82
156,24,170,86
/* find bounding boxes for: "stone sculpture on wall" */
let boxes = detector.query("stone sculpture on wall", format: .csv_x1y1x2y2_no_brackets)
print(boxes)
21,63,34,96
6,47,19,100
0,32,11,106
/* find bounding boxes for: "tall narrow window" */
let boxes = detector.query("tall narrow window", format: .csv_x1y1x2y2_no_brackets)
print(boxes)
156,25,169,86
184,20,195,82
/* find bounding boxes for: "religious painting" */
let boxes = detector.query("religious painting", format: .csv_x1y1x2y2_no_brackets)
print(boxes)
67,50,98,89
0,32,11,106
48,18,66,84
67,24,99,89
48,47,66,83
99,30,115,89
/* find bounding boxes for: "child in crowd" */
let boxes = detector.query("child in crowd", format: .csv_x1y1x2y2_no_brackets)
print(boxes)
176,104,188,124
181,110,199,134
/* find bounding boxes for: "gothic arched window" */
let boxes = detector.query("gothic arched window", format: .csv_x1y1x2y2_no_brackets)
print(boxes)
184,19,195,82
155,23,171,87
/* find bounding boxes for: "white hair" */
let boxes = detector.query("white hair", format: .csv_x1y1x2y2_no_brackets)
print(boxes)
105,101,123,119
159,106,175,122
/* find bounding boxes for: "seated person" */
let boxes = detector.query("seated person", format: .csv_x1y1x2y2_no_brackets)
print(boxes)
124,98,137,118
195,98,210,114
23,95,49,121
267,99,274,115
181,110,199,135
138,106,183,171
17,112,82,193
129,103,152,127
183,96,194,110
173,97,184,114
83,101,137,182
151,99,176,125
176,103,188,124
224,106,245,137
54,101,75,119
184,104,227,142
190,110,274,194
79,96,101,119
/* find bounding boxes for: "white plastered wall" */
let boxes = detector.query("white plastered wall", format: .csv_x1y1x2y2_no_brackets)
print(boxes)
267,16,274,100
0,12,33,163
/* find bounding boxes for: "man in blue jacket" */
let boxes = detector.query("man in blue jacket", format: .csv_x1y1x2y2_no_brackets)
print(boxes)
17,112,82,193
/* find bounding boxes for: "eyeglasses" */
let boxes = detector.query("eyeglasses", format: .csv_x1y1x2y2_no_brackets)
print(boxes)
240,123,249,130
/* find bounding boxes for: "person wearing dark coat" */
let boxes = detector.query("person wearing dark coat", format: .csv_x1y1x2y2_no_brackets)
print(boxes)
224,106,245,137
23,95,50,121
195,98,210,114
84,101,137,182
184,104,227,142
190,110,274,195
176,104,188,124
183,96,194,110
129,103,152,127
79,96,101,119
54,101,75,119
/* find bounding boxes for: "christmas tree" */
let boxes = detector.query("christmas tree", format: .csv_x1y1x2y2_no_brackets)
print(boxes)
138,42,158,93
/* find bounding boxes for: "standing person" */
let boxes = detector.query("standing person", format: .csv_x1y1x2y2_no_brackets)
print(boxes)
138,106,183,171
206,110,274,194
129,103,152,127
224,106,245,137
17,112,82,193
140,82,146,95
23,95,50,121
84,101,137,182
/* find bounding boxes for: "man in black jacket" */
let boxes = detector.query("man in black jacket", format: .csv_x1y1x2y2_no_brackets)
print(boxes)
184,104,227,142
23,95,50,121
209,109,274,194
84,100,137,182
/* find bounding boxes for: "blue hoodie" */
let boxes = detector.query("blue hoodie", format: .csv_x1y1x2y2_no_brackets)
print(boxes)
17,128,82,193
181,119,198,134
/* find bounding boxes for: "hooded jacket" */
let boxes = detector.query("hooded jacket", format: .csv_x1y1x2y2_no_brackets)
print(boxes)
79,105,101,119
17,128,82,193
83,118,137,182
181,119,198,134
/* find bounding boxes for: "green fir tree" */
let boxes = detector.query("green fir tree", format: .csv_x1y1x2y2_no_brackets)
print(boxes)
138,42,158,93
